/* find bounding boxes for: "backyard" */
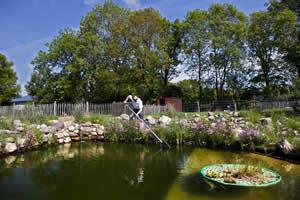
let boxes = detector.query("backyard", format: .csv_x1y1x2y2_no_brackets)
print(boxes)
0,0,299,199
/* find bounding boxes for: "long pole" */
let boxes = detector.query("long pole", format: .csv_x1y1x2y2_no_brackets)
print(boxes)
125,105,171,149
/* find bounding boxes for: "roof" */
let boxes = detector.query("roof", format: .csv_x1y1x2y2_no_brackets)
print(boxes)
11,95,33,103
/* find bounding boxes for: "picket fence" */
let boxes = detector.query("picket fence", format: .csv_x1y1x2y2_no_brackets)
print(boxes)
0,102,167,118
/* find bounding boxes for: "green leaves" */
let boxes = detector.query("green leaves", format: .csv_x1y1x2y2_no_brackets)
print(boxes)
0,54,20,105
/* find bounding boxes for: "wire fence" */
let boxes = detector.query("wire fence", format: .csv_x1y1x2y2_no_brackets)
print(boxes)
182,100,300,112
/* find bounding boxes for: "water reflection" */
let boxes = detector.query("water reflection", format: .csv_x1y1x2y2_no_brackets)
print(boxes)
0,143,299,200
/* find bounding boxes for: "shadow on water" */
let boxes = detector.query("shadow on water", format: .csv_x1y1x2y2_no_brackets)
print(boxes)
180,172,249,198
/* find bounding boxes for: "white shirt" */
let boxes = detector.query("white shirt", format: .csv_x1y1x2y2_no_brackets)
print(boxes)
132,98,143,110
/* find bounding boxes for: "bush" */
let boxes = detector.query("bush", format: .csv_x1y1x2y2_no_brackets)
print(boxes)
33,128,44,145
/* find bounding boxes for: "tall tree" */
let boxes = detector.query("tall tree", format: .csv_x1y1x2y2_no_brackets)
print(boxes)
182,10,209,101
127,8,165,101
0,53,20,105
207,4,247,100
158,19,182,89
247,9,296,94
267,0,299,78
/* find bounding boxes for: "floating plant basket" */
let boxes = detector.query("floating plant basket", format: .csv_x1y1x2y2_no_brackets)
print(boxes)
200,164,282,187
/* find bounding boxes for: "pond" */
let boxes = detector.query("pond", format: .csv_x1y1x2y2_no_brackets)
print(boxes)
0,142,299,200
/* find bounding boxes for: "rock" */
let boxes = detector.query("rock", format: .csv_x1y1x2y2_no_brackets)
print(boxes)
210,123,217,128
221,117,226,122
71,136,80,141
80,126,92,133
58,138,64,144
159,115,172,125
260,118,272,126
63,131,69,137
278,139,293,153
233,112,240,117
91,127,97,132
208,112,214,117
40,124,49,133
64,121,74,129
50,120,64,129
74,124,80,130
208,116,215,121
91,132,98,136
16,137,26,148
98,126,104,135
193,117,201,123
120,114,130,121
55,132,64,139
146,116,157,125
179,119,189,126
4,143,17,153
64,137,72,143
16,126,25,132
69,132,79,137
82,121,92,127
5,137,15,143
193,113,200,118
68,126,75,132
13,120,22,127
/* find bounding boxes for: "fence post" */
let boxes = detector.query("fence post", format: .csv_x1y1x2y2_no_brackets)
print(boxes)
54,101,57,116
32,102,35,116
234,102,237,113
12,103,15,117
86,101,89,114
197,101,200,112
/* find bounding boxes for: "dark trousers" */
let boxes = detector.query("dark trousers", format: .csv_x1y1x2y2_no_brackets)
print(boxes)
130,108,144,120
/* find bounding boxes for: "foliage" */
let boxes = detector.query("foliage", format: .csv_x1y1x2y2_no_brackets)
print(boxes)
247,8,297,95
33,128,44,145
0,53,20,105
25,0,299,103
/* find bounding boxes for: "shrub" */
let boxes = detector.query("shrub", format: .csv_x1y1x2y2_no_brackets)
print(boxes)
33,128,44,145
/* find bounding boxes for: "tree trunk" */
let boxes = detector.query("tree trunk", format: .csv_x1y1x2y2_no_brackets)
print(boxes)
198,63,202,101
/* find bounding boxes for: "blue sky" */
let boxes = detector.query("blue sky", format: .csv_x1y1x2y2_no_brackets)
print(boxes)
0,0,269,95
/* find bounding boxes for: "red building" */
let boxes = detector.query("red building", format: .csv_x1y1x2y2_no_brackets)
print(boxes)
157,97,182,112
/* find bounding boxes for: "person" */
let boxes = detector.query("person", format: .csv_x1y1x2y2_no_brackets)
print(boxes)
124,95,144,120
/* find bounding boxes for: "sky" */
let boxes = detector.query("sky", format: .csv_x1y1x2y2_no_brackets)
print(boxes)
0,0,269,95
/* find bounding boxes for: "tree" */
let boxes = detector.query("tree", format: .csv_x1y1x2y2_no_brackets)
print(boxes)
127,8,165,101
247,9,296,94
0,53,20,105
267,0,299,78
158,19,182,88
207,4,248,100
26,29,83,103
182,10,209,101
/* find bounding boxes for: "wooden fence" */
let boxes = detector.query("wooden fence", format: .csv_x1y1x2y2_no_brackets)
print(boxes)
0,102,167,118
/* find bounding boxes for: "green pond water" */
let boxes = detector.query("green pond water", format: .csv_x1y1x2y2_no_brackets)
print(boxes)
0,142,299,200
